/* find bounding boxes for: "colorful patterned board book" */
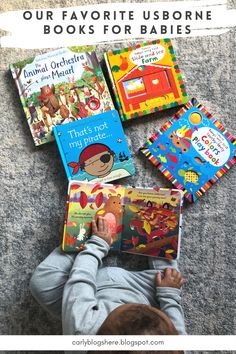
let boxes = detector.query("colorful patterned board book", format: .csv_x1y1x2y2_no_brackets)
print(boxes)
53,110,135,183
104,39,189,121
10,47,114,146
140,99,236,202
62,180,184,260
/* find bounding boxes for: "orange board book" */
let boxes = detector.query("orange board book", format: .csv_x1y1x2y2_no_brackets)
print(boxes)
104,39,189,121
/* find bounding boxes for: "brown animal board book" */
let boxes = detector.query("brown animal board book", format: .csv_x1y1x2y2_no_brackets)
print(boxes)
62,180,184,260
10,47,114,146
104,39,189,121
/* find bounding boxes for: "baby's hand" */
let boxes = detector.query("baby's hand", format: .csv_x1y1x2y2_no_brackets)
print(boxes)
91,217,113,246
156,268,184,289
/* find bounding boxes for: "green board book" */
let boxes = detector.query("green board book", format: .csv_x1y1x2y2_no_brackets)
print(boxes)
10,47,114,146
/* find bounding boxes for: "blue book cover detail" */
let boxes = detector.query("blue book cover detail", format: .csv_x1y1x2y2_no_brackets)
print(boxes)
54,110,135,183
141,99,236,202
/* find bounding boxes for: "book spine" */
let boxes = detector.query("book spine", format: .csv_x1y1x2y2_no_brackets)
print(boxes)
62,181,72,251
104,52,125,120
176,190,184,260
53,127,72,180
9,63,40,146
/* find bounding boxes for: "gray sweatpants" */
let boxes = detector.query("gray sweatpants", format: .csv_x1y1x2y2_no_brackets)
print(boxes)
30,246,178,319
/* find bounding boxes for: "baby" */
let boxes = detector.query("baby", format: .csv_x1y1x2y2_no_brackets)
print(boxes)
30,217,186,341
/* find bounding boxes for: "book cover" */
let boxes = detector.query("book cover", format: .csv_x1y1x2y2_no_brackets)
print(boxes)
140,99,236,202
53,110,135,182
104,39,189,121
62,180,183,260
10,47,114,146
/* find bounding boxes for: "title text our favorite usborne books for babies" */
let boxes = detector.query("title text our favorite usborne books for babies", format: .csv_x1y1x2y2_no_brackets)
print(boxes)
104,38,189,121
140,99,236,202
62,180,183,260
54,110,135,183
10,47,114,146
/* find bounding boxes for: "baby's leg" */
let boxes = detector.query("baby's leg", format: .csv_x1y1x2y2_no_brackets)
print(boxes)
30,246,76,318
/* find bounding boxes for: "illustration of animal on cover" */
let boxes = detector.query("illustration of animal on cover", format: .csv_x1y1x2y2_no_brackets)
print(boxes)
161,121,206,187
64,221,88,250
68,77,89,119
76,223,87,241
37,84,60,116
168,125,193,152
37,84,69,130
95,194,124,241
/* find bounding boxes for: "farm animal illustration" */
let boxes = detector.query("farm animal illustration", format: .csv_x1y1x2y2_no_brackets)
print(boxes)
95,194,124,241
168,125,192,152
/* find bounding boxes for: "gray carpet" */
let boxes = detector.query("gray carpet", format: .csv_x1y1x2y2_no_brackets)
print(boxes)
0,0,236,351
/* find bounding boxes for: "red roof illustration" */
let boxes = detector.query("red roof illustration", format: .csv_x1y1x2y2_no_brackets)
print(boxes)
118,63,172,82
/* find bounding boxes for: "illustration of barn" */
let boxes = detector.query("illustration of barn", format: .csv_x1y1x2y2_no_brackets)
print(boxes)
118,64,179,112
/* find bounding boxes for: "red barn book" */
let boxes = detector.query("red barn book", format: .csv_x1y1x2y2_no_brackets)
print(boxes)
104,39,189,121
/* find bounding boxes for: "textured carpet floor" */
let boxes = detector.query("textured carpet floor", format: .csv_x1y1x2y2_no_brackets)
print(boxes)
0,0,236,352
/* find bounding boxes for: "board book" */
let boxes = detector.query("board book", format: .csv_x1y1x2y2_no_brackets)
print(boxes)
53,110,135,183
104,39,189,121
10,47,114,146
140,99,236,202
62,180,184,259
